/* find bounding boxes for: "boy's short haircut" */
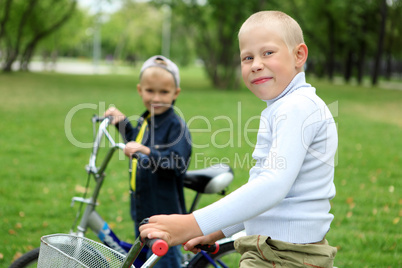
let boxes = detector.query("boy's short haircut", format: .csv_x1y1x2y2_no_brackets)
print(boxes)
238,11,305,51
140,55,180,88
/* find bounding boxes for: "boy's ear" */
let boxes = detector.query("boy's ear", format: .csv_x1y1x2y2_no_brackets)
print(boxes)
137,84,142,95
174,87,181,100
294,43,308,69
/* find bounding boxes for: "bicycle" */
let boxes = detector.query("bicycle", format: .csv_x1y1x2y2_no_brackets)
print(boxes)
10,115,243,268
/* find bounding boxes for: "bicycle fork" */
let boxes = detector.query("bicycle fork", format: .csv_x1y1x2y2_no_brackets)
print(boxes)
86,211,132,255
71,193,154,267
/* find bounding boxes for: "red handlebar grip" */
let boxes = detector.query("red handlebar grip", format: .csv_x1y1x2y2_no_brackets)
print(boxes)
148,239,169,257
139,218,169,256
212,242,219,254
195,242,220,254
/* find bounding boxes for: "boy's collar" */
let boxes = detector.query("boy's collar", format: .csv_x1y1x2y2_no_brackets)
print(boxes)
141,107,175,127
263,72,307,105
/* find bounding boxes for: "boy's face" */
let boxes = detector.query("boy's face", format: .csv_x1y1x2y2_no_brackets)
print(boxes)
239,26,299,100
137,68,180,115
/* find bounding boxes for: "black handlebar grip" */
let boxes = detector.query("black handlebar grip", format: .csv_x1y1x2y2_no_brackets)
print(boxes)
139,218,169,257
131,152,140,160
92,115,113,123
195,242,220,254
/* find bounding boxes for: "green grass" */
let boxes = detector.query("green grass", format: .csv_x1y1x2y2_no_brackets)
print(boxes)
0,69,401,267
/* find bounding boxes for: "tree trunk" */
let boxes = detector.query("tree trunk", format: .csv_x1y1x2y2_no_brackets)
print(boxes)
356,44,367,85
344,50,354,83
182,0,259,90
356,23,368,84
18,0,77,71
0,0,13,41
384,13,395,81
2,47,17,72
326,11,336,81
20,43,36,71
2,0,38,72
371,0,387,86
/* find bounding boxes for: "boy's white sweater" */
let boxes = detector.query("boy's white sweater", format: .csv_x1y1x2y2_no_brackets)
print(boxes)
193,72,338,243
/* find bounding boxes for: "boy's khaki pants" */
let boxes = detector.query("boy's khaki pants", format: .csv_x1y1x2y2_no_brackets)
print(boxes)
235,235,337,268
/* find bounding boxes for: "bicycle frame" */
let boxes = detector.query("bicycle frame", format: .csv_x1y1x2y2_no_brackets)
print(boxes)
69,116,150,265
9,116,242,268
69,116,237,267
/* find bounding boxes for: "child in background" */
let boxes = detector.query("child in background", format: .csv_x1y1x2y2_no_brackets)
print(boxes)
140,11,338,267
105,55,192,268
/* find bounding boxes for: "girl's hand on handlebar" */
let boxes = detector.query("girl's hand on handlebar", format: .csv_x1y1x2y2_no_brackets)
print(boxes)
139,214,203,247
104,107,125,125
124,141,151,157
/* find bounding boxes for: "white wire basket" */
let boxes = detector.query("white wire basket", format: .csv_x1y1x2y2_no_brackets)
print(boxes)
37,234,134,268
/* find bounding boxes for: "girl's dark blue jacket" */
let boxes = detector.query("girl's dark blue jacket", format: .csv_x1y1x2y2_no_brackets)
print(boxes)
116,108,192,225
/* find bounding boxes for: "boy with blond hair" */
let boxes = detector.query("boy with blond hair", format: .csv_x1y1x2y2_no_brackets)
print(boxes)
105,55,192,267
140,11,338,267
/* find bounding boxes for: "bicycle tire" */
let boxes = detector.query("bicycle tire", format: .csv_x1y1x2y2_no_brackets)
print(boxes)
9,241,239,268
186,241,240,268
9,248,40,268
9,243,113,268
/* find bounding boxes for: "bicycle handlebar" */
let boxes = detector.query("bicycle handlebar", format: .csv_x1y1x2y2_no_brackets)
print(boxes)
92,115,113,123
87,115,125,173
139,218,169,257
91,116,221,257
195,242,220,254
143,237,169,257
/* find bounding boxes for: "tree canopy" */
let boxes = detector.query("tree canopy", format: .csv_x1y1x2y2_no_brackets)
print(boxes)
0,0,77,72
1,0,401,88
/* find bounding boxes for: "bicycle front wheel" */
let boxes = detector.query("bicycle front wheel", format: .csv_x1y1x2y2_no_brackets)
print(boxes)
9,248,40,268
187,241,240,268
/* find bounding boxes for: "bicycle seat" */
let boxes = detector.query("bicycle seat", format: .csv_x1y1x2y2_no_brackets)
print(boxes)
184,164,234,194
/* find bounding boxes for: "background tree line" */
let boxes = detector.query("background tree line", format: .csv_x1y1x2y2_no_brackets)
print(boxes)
0,0,401,88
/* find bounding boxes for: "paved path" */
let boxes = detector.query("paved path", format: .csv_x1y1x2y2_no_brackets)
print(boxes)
28,61,133,75
25,61,402,90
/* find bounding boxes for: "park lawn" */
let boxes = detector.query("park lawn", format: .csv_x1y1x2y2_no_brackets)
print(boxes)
0,69,401,267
